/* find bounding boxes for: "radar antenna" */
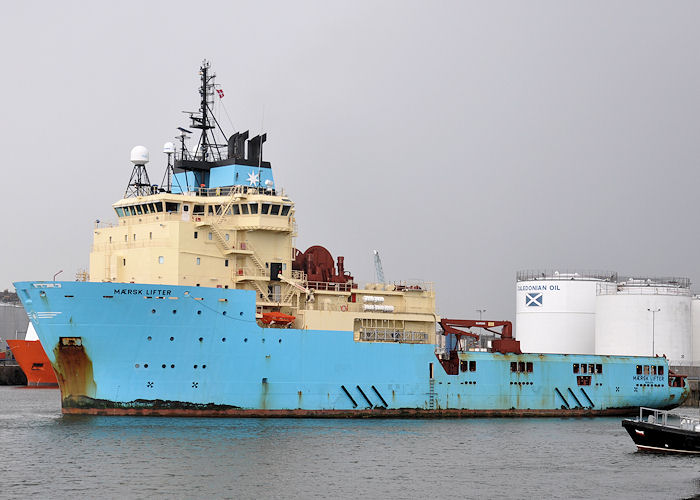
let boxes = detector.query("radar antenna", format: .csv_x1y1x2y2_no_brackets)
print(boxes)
373,250,385,283
125,146,152,197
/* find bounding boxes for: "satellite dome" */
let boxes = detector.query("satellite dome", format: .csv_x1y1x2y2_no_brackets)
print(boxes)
265,179,273,187
130,145,149,165
163,142,175,154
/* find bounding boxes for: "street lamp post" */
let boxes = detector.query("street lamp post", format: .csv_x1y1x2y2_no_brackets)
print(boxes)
647,307,660,357
476,309,486,348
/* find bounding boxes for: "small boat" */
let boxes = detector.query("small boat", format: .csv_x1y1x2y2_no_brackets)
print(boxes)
622,407,700,454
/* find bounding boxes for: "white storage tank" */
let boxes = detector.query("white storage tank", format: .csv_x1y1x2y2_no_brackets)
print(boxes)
691,296,700,365
515,270,617,354
595,277,692,366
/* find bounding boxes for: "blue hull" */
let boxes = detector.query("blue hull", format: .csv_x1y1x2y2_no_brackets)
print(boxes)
14,281,688,417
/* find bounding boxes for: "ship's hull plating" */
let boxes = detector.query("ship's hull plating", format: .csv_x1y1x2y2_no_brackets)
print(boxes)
15,281,688,417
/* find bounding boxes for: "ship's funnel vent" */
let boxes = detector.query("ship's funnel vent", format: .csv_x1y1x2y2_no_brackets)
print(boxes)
248,134,266,164
228,131,249,160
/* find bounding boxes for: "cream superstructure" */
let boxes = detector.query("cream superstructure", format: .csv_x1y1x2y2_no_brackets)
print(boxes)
90,185,437,342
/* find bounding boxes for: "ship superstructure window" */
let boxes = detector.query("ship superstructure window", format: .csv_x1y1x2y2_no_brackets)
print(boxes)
270,204,281,215
225,259,229,267
149,232,152,240
159,256,164,264
232,205,240,215
573,364,579,373
249,203,258,214
166,202,180,213
225,234,229,241
193,205,205,215
155,202,163,212
116,207,125,217
637,364,664,375
136,205,143,215
208,233,213,240
281,205,291,216
196,258,201,265
241,204,249,215
194,232,198,239
577,376,592,386
469,360,476,372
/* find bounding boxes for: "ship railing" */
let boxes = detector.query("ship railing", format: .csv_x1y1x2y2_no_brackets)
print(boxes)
308,281,354,292
291,270,307,281
235,267,269,279
360,329,427,343
638,407,700,430
191,185,277,197
366,281,433,292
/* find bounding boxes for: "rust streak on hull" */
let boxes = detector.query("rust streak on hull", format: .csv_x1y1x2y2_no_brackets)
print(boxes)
52,341,97,400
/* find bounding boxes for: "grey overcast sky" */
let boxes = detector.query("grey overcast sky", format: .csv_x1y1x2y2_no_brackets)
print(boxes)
1,1,699,322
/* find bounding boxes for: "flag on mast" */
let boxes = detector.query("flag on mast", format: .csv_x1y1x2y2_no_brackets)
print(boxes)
216,89,224,98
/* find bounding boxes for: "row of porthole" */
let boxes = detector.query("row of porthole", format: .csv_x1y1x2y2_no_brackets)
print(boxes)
636,383,663,387
460,381,477,385
135,363,208,369
150,309,243,316
510,381,534,386
143,336,282,344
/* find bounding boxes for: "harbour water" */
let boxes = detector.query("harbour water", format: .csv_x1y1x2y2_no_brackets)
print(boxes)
1,386,698,499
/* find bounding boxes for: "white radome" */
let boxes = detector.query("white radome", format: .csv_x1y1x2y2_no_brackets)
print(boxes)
130,145,150,165
163,142,175,154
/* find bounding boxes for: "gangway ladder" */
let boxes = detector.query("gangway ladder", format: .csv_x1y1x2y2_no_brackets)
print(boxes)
428,378,436,410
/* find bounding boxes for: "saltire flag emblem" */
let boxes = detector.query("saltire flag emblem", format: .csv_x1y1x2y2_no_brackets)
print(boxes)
216,89,224,98
525,293,543,307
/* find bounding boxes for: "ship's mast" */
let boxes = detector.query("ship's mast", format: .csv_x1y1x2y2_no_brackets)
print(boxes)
188,59,228,162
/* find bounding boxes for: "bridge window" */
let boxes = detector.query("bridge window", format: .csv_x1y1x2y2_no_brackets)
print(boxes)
116,207,125,217
261,203,270,215
270,204,281,215
281,205,291,216
193,205,205,215
165,202,180,213
573,363,579,374
135,205,143,215
249,203,258,214
232,204,240,215
241,204,249,215
208,205,214,215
